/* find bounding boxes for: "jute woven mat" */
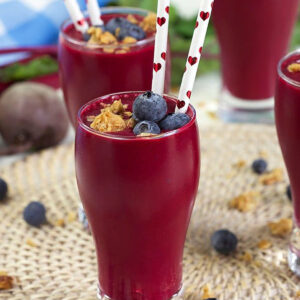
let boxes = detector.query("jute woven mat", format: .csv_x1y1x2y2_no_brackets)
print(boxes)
0,124,298,300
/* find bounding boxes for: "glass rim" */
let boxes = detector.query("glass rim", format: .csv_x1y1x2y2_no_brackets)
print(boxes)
278,49,300,88
59,6,156,50
77,91,197,141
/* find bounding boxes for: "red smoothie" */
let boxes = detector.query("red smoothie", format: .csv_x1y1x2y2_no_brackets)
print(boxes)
275,50,300,226
75,92,200,300
213,0,299,101
59,7,171,126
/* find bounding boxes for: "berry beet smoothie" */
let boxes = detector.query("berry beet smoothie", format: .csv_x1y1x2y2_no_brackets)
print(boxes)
59,7,171,126
75,91,200,300
213,0,299,101
275,50,300,227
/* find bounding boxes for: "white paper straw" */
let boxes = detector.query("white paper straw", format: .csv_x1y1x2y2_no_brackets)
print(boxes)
176,0,213,113
151,0,171,95
86,0,104,26
63,0,89,34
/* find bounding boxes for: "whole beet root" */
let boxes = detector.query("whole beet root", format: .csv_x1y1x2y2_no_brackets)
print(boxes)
0,82,69,154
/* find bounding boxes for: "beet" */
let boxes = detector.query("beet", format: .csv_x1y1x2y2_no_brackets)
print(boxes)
0,82,69,154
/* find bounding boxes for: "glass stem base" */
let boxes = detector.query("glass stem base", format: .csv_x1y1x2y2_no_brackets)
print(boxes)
218,89,275,124
97,284,184,300
288,226,300,276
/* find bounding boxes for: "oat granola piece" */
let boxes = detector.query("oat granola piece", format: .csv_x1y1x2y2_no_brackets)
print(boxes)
109,100,124,114
201,284,214,299
288,63,300,73
127,14,139,24
259,168,283,185
257,239,272,250
91,110,126,132
126,118,136,129
55,219,65,227
26,239,37,247
0,275,13,290
268,218,292,237
233,160,247,168
138,133,157,137
122,36,137,44
115,49,128,54
229,191,259,212
67,212,77,223
140,13,157,33
88,27,117,46
238,251,253,263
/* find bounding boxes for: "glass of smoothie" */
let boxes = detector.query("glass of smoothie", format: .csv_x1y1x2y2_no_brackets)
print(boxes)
59,7,171,126
275,49,300,276
75,91,200,299
213,0,299,123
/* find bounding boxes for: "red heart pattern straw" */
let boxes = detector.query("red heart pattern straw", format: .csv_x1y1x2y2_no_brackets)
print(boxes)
151,0,171,95
177,0,214,113
86,0,103,26
63,0,88,33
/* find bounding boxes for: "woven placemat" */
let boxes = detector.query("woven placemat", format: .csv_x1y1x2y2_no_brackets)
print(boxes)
0,124,298,300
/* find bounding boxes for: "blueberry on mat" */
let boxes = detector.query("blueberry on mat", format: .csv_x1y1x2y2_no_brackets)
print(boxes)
0,178,8,201
106,17,131,35
133,121,161,136
211,229,238,255
287,185,292,201
159,113,191,131
23,201,46,227
252,159,267,174
133,91,167,122
118,24,146,41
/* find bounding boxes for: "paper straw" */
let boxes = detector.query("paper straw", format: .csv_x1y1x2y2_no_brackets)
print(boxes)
176,0,213,113
151,0,171,95
63,0,88,34
86,0,104,26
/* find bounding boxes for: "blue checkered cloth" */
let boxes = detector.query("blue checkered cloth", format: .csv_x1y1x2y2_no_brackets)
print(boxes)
0,0,112,65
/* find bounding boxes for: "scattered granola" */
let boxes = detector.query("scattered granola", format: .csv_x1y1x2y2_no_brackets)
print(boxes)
238,252,253,263
140,13,157,33
201,284,214,299
0,275,13,290
67,212,77,223
288,63,300,73
26,239,37,247
233,160,247,168
268,218,292,237
259,168,283,185
138,132,157,137
257,239,272,250
229,191,259,212
55,219,65,227
126,118,136,129
127,14,139,24
88,28,117,45
296,291,300,298
122,36,137,44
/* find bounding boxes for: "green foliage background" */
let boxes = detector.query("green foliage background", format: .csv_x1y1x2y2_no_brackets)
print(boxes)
117,0,300,86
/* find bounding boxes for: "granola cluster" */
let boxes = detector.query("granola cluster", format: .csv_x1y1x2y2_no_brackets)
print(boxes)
229,191,259,212
268,218,293,237
0,272,13,290
259,168,283,185
288,63,300,73
90,100,135,133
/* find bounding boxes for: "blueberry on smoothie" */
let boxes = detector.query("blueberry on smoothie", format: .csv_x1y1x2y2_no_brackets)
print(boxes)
133,91,167,122
252,159,268,174
133,121,161,136
83,32,91,41
0,178,8,201
211,229,238,255
23,201,46,227
119,24,146,41
106,17,131,35
159,113,191,131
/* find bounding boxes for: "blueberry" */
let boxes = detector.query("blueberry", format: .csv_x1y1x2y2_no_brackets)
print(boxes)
133,91,167,122
211,229,238,255
0,178,8,201
159,113,191,131
118,24,146,41
82,32,91,41
23,201,46,227
287,185,292,201
252,159,268,174
106,17,131,35
133,121,161,136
